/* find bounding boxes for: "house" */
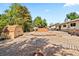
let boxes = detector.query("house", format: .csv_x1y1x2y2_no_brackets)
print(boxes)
50,18,79,35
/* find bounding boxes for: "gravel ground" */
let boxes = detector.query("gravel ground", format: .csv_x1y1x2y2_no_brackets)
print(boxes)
0,31,79,56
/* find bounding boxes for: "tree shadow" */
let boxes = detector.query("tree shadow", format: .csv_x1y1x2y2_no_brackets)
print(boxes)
0,39,27,56
43,44,63,56
0,37,74,56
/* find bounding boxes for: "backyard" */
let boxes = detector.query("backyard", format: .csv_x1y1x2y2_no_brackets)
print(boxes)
0,31,79,56
0,3,79,56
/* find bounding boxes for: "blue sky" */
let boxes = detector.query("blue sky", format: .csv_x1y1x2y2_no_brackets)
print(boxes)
0,3,79,25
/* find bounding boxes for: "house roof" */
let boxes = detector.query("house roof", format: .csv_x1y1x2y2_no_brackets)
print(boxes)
49,18,79,27
59,18,79,25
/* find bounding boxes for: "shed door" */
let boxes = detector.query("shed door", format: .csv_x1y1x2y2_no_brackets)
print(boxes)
59,25,61,30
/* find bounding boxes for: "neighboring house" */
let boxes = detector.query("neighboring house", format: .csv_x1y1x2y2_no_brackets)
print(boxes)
33,27,38,31
49,23,60,31
50,18,79,35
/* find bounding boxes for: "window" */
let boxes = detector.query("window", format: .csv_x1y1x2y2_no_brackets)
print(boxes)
63,25,66,27
70,23,76,27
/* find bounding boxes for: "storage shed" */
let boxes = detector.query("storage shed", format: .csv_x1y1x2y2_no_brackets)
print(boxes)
2,25,23,39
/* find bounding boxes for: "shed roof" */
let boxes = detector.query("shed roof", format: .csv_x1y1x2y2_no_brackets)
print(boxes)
7,25,19,32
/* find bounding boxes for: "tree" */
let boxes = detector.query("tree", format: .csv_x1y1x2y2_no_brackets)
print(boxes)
0,14,8,34
5,3,32,32
33,16,43,28
42,19,47,27
66,12,79,20
0,14,1,19
33,16,47,28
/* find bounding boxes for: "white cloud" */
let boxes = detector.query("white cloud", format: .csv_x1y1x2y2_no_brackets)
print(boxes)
64,3,79,7
64,0,79,7
76,11,79,14
45,9,50,12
